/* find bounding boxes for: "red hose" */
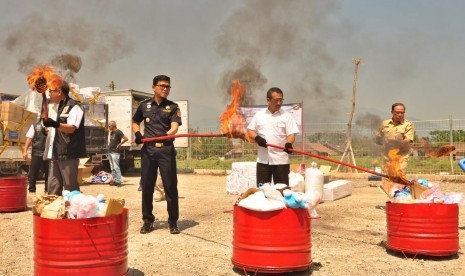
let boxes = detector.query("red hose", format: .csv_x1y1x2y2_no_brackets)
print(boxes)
140,133,386,178
266,143,388,178
140,133,227,143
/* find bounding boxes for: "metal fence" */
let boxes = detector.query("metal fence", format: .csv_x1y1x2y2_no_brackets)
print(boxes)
175,118,465,175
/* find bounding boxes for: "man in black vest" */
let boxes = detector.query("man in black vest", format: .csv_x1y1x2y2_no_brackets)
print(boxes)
43,81,86,196
23,116,49,194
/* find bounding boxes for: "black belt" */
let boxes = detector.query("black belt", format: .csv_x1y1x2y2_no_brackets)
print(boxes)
154,141,174,148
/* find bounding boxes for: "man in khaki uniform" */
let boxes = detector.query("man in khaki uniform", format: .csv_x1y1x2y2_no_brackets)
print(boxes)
375,103,415,174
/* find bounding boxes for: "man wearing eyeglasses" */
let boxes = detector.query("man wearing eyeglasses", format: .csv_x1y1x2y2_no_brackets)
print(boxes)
247,87,299,186
132,75,182,235
375,102,415,174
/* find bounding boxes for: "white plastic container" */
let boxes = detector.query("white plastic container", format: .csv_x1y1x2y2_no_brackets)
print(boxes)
305,162,324,200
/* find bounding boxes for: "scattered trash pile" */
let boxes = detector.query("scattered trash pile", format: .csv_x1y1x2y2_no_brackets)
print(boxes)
88,171,114,184
235,182,321,218
32,190,125,219
381,178,464,204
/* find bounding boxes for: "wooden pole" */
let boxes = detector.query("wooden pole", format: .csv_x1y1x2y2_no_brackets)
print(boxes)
336,58,362,172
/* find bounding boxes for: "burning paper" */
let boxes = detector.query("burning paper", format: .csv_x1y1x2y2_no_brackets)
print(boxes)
26,64,64,120
27,64,61,93
219,80,251,141
416,138,455,158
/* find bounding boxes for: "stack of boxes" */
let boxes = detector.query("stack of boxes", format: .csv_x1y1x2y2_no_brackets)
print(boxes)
226,162,257,194
1,101,38,144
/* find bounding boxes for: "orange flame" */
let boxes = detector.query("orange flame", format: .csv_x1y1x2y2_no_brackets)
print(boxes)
219,80,250,141
384,148,404,179
27,64,63,93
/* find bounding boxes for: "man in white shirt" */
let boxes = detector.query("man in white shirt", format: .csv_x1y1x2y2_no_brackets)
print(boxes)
247,87,299,186
43,80,86,195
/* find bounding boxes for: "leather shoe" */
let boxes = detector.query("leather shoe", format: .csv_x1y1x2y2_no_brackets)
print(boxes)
169,225,180,234
140,222,154,234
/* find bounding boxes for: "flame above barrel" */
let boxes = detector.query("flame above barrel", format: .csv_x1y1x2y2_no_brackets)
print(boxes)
219,80,251,141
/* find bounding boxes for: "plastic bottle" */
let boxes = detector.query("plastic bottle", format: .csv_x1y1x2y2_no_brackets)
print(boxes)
305,162,324,200
96,194,108,216
458,158,465,172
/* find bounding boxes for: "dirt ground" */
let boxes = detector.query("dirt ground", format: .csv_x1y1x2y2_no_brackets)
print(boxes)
1,172,464,276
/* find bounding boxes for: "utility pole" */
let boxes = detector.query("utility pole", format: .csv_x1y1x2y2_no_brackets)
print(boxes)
336,58,362,173
107,81,116,91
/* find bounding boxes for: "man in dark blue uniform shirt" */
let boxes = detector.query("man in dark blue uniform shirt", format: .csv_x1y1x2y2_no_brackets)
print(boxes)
132,75,182,234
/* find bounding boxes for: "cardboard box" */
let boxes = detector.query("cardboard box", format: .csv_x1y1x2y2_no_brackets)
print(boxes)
22,109,38,123
105,198,124,216
78,158,94,185
40,198,66,219
323,180,352,201
1,101,24,123
320,165,331,183
3,121,21,142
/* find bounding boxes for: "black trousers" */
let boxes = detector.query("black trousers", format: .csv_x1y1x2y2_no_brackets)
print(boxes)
256,162,290,187
28,156,49,192
140,145,178,226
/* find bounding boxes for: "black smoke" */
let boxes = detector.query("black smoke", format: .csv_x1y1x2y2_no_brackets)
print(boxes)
215,0,346,118
2,11,133,83
355,112,383,129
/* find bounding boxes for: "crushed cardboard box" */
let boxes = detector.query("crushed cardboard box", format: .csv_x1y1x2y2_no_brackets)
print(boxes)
40,198,67,219
78,158,94,185
381,179,430,199
32,194,61,215
105,198,125,216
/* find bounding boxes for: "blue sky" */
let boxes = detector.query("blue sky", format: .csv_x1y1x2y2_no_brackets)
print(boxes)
1,0,464,127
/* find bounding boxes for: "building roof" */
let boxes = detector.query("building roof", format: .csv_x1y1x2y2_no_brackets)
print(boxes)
306,143,338,155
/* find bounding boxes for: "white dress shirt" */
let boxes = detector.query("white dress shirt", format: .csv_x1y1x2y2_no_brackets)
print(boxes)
247,108,299,165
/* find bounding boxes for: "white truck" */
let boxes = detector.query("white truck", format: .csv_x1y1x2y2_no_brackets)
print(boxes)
89,89,188,173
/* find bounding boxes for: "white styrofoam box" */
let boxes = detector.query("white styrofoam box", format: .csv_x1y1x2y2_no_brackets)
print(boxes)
323,180,352,201
226,173,256,195
226,162,257,195
231,162,256,174
289,171,305,193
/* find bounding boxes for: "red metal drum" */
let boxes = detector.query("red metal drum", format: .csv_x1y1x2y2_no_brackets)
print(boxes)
386,202,459,256
0,176,27,212
34,208,129,275
232,205,312,273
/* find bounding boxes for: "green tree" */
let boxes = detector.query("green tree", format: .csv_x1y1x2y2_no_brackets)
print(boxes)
427,130,465,144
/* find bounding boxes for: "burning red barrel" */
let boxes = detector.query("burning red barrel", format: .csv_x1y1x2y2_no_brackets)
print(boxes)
386,202,459,256
34,208,129,275
0,176,28,212
232,205,312,273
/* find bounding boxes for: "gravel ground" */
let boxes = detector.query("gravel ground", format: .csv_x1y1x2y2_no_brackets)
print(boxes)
1,172,464,276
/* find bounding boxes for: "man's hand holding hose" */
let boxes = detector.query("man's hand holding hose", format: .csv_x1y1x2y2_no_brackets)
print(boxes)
135,131,143,145
284,142,293,154
254,135,267,148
